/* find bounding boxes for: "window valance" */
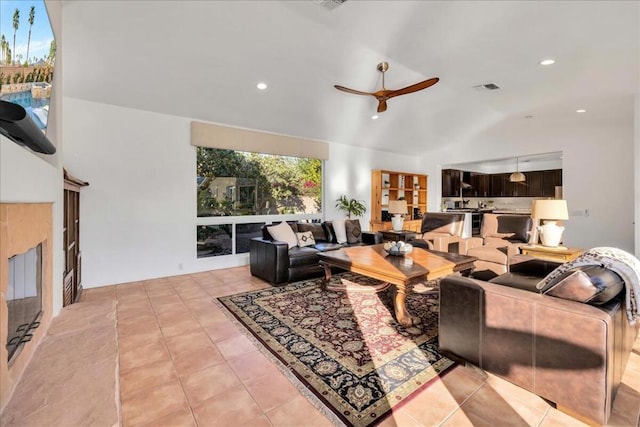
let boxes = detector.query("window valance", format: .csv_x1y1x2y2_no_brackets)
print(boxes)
191,121,329,160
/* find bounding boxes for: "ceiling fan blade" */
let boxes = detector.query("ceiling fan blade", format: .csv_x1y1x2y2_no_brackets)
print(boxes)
334,85,376,97
377,100,387,113
387,77,439,99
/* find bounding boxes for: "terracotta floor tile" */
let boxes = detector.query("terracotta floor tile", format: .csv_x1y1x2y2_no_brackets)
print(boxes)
181,363,242,406
191,384,264,427
196,307,232,326
227,350,280,382
171,343,227,377
138,407,197,427
144,284,177,298
118,329,164,353
120,357,178,400
149,294,185,308
239,414,273,427
265,394,334,427
203,319,244,343
160,316,203,338
401,375,472,425
455,381,546,426
119,338,171,372
121,381,189,426
538,407,588,426
243,370,303,412
376,409,425,427
164,330,216,355
117,317,160,338
81,286,116,302
216,333,258,360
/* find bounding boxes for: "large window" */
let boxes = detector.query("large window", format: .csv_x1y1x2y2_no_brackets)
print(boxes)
196,147,322,258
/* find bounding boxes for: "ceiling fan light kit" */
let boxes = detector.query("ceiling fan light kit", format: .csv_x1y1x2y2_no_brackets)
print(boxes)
334,62,439,113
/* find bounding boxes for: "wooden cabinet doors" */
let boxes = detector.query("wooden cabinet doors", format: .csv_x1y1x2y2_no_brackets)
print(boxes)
63,171,88,307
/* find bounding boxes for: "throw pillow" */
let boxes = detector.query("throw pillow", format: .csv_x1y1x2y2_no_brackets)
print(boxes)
297,223,327,242
333,218,348,244
542,265,624,305
296,231,316,248
267,221,298,249
345,219,362,244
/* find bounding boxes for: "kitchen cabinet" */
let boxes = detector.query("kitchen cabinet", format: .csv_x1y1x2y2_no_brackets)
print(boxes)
474,173,490,197
444,168,562,198
371,169,428,232
441,169,461,197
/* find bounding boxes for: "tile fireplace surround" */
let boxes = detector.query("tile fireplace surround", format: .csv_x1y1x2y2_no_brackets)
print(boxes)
0,203,53,410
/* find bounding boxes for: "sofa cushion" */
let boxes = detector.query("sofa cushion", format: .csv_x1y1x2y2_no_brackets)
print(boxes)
420,213,464,236
467,246,509,264
314,242,344,252
345,219,362,244
288,246,320,267
482,214,532,243
542,265,624,305
332,218,348,244
297,223,327,242
296,231,316,248
267,221,298,249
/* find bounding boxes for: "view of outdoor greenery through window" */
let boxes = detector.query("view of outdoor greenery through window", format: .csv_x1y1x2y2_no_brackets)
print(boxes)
196,147,322,217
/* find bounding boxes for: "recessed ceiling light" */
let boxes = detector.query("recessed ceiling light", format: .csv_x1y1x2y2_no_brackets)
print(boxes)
576,109,586,113
540,59,556,66
524,115,533,119
371,115,379,120
256,82,267,90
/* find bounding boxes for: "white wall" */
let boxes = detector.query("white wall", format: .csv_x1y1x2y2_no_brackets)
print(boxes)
421,114,636,253
63,98,421,287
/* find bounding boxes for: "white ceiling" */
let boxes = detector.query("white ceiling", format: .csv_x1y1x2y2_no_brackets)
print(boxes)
60,0,639,156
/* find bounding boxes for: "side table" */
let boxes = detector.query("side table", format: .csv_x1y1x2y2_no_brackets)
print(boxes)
520,245,583,263
380,230,416,242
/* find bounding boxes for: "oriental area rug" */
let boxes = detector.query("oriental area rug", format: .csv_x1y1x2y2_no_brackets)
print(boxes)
217,272,454,427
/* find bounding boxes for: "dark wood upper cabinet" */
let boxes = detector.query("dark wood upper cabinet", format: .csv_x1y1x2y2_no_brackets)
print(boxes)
441,169,462,197
442,168,562,198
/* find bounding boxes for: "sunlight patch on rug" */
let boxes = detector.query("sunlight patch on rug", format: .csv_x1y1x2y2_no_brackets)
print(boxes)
217,272,454,427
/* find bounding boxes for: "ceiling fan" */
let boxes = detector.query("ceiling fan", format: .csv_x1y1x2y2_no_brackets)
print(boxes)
334,62,439,113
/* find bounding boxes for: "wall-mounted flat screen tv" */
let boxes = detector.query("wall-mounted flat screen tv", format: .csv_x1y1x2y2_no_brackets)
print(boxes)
0,0,56,154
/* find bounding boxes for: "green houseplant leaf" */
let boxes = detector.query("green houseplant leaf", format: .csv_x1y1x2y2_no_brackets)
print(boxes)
335,195,366,219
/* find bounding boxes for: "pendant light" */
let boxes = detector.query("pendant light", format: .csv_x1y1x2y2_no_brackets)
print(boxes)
509,157,526,182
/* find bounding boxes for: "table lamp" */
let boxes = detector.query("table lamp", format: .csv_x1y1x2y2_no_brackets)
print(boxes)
388,200,408,231
531,199,569,247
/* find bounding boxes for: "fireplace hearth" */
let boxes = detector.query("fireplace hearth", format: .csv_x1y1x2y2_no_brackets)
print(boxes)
1,203,53,411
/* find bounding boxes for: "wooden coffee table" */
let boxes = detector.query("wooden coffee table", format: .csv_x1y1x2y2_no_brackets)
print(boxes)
317,244,476,327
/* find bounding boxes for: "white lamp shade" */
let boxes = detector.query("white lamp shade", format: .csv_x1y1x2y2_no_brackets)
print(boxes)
531,199,569,220
388,200,408,214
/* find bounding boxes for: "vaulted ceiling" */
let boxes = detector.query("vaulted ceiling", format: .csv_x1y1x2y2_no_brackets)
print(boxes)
61,0,639,156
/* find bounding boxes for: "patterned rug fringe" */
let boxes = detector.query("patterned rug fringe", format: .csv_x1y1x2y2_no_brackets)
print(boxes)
214,297,347,427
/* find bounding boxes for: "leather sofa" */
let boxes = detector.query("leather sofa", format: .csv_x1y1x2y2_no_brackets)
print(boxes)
411,212,465,252
459,213,534,280
249,220,381,285
439,256,639,425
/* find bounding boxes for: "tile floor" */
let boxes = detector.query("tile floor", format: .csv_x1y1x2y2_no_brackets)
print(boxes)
7,266,640,426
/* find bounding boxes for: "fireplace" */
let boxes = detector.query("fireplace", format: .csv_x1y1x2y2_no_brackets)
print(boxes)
6,244,43,363
1,203,53,411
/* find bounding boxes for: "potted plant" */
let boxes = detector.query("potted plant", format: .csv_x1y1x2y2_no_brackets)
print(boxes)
335,195,367,219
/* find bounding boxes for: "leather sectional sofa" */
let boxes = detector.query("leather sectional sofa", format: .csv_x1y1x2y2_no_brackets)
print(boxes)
249,220,381,285
439,255,639,425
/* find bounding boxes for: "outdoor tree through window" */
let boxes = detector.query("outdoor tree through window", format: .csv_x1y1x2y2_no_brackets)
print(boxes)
196,147,322,217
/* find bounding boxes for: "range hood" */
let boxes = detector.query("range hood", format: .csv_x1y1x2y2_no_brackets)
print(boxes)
0,100,56,155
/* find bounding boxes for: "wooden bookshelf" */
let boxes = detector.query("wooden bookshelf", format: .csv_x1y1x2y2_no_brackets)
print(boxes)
370,169,428,232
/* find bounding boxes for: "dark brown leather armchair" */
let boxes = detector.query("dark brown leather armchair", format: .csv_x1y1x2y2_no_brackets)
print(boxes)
411,212,465,252
439,257,639,425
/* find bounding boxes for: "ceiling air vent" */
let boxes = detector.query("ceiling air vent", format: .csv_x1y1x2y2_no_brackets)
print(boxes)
312,0,347,11
473,83,501,91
